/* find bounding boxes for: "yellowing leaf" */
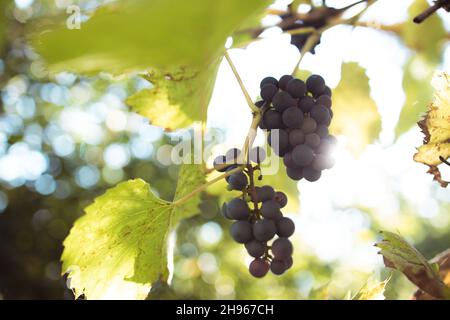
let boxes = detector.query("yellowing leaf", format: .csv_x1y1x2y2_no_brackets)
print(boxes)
62,165,205,300
352,278,389,300
414,72,450,188
330,62,381,155
376,231,450,300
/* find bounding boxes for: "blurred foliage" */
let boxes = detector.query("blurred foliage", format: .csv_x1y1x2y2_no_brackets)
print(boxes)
0,0,449,301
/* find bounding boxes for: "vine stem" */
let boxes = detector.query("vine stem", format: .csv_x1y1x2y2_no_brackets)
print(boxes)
224,51,259,113
172,165,245,207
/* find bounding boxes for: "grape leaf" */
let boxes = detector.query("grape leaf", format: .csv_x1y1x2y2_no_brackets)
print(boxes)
31,0,271,130
352,278,388,300
413,249,450,300
329,62,381,155
395,56,436,138
61,164,205,300
413,72,450,188
401,0,446,64
376,231,450,300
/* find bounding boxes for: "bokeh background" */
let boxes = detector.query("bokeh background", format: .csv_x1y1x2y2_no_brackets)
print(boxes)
0,0,449,299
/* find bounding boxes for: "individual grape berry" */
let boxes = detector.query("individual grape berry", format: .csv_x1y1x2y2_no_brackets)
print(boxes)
312,154,335,171
249,258,270,278
316,95,332,108
268,129,289,151
298,96,315,113
272,238,293,260
262,110,282,129
253,219,277,242
286,79,306,98
276,217,295,237
260,200,282,220
274,191,288,208
288,129,305,147
301,118,317,134
278,75,294,90
286,167,303,181
225,148,241,164
250,147,266,164
282,107,304,129
303,166,322,182
272,91,296,112
292,144,314,167
305,133,321,148
310,104,330,125
306,74,326,96
255,100,265,108
283,152,296,168
260,77,278,89
221,203,230,219
245,240,267,258
230,220,253,244
226,198,250,220
213,155,228,172
261,84,278,101
270,259,287,275
317,86,332,98
255,185,275,202
315,125,329,138
228,171,248,190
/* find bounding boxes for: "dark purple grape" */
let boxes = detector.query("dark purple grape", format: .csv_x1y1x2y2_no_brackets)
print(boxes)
230,220,253,243
306,75,325,96
282,107,304,128
284,256,293,269
268,129,289,151
301,118,317,134
278,75,294,90
317,86,332,98
276,217,295,237
249,258,270,278
315,125,329,138
255,100,265,108
289,129,305,147
226,198,250,220
262,110,282,129
255,185,275,202
260,200,282,220
286,167,303,180
213,155,228,172
310,104,330,124
250,147,266,163
272,238,293,260
298,96,315,113
272,91,296,112
286,79,306,98
292,144,314,167
312,154,335,170
274,191,288,208
221,203,230,219
303,166,321,182
260,77,278,89
305,133,321,148
316,95,332,108
261,84,278,101
245,240,267,258
253,219,277,242
270,259,287,275
228,171,248,190
224,165,238,183
283,152,296,168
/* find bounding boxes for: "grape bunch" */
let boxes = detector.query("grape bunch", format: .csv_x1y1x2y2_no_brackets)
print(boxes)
257,74,335,182
214,148,295,278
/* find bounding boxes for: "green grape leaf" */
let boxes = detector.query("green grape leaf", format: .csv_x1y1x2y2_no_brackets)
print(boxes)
414,72,450,188
330,62,381,155
352,277,389,300
395,56,436,138
31,0,271,130
376,231,450,300
402,0,446,63
126,63,219,130
61,164,205,300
